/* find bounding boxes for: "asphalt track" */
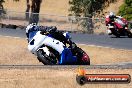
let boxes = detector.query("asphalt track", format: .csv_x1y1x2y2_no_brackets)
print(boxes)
0,28,132,50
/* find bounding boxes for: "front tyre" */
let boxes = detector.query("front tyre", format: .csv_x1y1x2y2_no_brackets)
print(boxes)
110,28,120,38
126,30,132,38
37,49,58,65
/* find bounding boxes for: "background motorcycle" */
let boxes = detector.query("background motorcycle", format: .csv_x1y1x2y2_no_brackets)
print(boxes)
28,31,90,65
105,16,132,38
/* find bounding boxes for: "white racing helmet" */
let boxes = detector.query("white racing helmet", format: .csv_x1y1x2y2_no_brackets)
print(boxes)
26,23,37,33
109,12,115,17
63,32,71,39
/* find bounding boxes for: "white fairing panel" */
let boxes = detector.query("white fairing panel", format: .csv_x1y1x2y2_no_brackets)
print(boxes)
107,29,112,34
28,31,64,55
28,31,47,54
108,26,114,28
42,37,65,54
106,15,109,18
116,16,122,18
115,18,124,26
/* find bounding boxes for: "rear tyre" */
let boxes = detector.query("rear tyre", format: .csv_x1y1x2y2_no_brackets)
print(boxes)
37,49,58,65
75,47,90,65
127,30,132,38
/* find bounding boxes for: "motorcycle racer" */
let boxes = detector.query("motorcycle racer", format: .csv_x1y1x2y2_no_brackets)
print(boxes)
26,24,90,65
105,12,132,37
105,12,123,34
26,24,76,51
26,24,78,65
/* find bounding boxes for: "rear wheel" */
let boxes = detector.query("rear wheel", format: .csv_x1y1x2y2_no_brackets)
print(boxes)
126,30,132,38
37,49,58,65
74,47,90,65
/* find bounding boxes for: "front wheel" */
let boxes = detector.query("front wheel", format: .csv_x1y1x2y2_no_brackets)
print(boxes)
111,28,120,38
37,49,58,65
126,30,132,38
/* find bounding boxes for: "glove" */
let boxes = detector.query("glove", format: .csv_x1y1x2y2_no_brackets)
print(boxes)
71,42,77,49
48,26,57,33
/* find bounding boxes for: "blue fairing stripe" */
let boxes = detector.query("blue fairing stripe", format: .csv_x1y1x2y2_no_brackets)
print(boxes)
59,48,77,64
29,31,37,42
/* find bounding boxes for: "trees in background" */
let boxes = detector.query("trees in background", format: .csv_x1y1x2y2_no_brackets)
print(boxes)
25,0,30,20
25,0,42,24
69,0,132,21
69,0,117,32
118,0,132,20
0,0,42,24
29,0,42,24
69,0,117,17
0,0,5,15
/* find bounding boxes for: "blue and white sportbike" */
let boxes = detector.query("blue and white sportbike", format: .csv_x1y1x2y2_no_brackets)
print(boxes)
27,27,90,65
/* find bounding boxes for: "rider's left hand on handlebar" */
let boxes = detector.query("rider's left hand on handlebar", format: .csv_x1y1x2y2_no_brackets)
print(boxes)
48,26,57,33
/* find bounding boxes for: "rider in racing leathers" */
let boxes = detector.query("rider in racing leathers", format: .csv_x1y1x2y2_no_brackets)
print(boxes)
105,12,122,34
106,12,123,26
26,24,78,64
26,24,76,50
